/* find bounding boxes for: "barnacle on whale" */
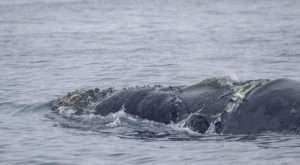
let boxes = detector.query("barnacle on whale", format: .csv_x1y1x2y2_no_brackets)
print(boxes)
51,87,115,115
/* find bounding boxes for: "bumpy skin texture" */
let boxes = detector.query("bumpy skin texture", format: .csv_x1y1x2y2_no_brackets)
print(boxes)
94,79,234,125
95,87,190,124
51,78,300,134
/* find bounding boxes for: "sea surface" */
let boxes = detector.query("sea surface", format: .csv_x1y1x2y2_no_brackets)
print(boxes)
1,0,300,164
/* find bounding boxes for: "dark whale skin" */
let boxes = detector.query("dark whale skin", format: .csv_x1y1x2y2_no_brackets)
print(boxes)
95,82,233,125
51,78,300,134
223,78,300,134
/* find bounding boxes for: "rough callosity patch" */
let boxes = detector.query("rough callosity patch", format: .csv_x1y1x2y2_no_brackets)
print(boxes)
51,87,115,115
186,77,235,90
156,85,186,93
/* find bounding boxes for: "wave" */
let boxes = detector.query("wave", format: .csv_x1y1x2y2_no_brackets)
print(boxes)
44,105,202,139
8,96,203,138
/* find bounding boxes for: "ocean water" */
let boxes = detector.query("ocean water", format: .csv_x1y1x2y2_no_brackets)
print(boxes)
1,0,300,164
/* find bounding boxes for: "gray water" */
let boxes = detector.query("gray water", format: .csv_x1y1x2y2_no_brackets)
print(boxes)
1,0,300,164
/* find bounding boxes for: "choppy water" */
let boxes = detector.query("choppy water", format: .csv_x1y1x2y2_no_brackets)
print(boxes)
1,0,300,164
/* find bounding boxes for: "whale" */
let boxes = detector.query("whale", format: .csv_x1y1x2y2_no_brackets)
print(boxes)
50,77,300,134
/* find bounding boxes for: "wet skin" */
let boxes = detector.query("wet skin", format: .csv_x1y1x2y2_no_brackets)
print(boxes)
223,79,300,134
51,78,300,134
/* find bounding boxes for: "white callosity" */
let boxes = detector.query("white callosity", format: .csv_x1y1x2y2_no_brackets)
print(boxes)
225,80,263,113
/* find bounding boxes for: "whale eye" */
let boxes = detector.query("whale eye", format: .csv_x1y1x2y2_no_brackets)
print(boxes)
214,121,223,134
185,114,210,134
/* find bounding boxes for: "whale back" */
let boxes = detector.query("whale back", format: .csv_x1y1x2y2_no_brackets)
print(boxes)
95,87,190,124
223,78,300,134
95,78,235,125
